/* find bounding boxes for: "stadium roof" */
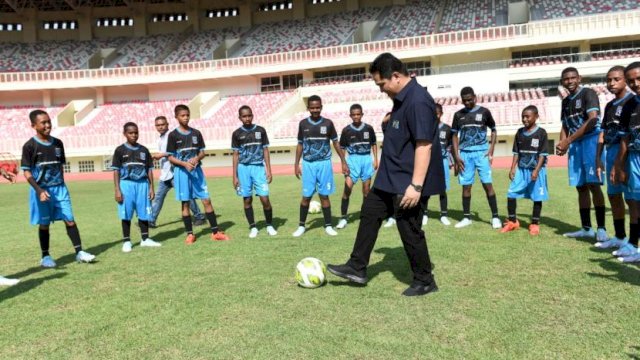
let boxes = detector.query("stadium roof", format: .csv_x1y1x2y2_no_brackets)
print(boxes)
0,0,188,12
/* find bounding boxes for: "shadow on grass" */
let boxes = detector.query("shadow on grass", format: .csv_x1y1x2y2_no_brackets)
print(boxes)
369,247,414,285
586,257,640,287
256,217,288,230
5,239,120,279
628,345,640,360
0,272,67,304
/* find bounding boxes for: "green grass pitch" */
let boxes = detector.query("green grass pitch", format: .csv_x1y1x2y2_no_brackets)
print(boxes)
0,168,638,359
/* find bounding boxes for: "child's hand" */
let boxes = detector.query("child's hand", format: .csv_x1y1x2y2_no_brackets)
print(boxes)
233,177,239,189
148,189,155,201
183,161,195,172
509,169,515,181
531,169,539,182
39,189,51,202
115,190,123,203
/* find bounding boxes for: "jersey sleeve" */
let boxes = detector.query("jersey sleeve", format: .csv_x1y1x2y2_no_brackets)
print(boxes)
20,140,35,171
539,129,549,156
197,130,206,151
601,103,612,130
297,121,304,144
144,147,154,169
512,132,519,154
231,130,240,151
55,138,66,164
111,146,123,169
451,112,460,132
485,109,496,131
584,89,601,115
166,131,177,155
339,127,348,149
261,127,270,147
328,121,338,141
369,126,377,144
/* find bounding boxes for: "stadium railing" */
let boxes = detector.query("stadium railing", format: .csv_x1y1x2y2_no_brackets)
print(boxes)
0,10,638,88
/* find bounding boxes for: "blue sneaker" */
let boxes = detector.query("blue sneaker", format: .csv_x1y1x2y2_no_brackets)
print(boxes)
41,255,56,268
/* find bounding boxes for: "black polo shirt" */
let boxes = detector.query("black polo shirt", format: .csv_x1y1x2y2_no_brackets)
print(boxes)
373,78,444,196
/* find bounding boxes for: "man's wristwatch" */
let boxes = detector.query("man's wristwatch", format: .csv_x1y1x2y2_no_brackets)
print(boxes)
410,183,423,192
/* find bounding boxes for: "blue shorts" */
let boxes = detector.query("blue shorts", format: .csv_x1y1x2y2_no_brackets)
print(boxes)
302,159,335,198
347,154,374,184
118,179,152,221
29,184,75,226
237,164,269,197
458,150,492,186
174,166,210,201
605,144,627,196
443,157,450,191
568,134,603,187
507,167,549,202
626,152,640,200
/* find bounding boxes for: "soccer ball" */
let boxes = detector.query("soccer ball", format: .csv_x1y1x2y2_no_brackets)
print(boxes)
308,200,322,214
295,257,327,289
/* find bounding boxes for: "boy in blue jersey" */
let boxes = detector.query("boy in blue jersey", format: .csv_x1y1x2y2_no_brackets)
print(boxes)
292,95,349,237
451,87,501,229
422,103,453,226
112,122,161,252
595,66,636,249
21,110,96,267
231,105,277,238
555,67,607,242
167,104,230,244
0,167,19,286
500,106,549,235
336,103,378,229
612,61,640,263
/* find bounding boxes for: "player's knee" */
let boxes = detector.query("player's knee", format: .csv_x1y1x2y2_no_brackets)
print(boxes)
576,185,589,193
39,225,49,231
301,197,311,206
64,221,75,227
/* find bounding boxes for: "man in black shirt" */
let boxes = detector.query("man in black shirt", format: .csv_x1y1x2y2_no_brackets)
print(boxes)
328,53,442,296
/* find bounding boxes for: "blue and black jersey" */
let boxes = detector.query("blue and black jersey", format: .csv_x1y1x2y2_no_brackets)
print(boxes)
339,123,376,155
111,143,153,181
297,117,338,162
438,123,452,159
561,87,601,137
451,106,496,151
21,136,65,187
602,92,634,146
620,96,640,152
231,125,270,165
512,126,549,169
166,127,205,165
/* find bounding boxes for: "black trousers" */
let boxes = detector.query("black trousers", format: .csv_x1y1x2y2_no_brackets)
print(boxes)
347,188,434,285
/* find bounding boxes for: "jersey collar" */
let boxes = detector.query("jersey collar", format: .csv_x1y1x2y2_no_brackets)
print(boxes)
613,91,633,106
307,117,324,126
569,87,584,100
240,124,257,132
176,128,192,135
124,142,140,150
349,123,365,131
523,126,539,136
33,136,53,146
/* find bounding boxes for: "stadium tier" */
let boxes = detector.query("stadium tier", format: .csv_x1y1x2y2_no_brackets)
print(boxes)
530,0,640,20
0,105,64,153
163,28,247,64
111,33,179,67
378,0,439,39
439,0,508,33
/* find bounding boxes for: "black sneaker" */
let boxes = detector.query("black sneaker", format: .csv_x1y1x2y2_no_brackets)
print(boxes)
193,218,206,226
401,281,438,297
327,264,368,284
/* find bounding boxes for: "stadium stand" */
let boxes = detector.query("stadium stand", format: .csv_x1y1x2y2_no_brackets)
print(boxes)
0,105,65,153
439,0,508,33
163,27,247,64
530,0,640,20
111,34,179,67
378,0,440,39
232,7,382,57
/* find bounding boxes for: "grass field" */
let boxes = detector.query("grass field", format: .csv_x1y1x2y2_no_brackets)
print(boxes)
0,168,639,359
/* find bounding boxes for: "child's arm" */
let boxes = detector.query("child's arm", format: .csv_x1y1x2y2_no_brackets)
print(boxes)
113,170,122,203
0,167,16,183
614,135,629,184
168,155,194,171
595,131,605,182
509,155,518,181
332,140,350,177
531,155,545,181
232,150,240,189
372,144,379,170
147,168,155,201
263,147,273,184
24,170,49,201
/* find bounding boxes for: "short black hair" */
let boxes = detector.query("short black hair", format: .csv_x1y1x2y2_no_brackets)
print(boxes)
625,61,640,74
369,52,408,79
307,95,322,106
29,109,48,125
460,86,475,97
174,104,189,115
561,67,579,77
123,122,138,132
154,115,167,122
349,103,362,113
238,105,252,116
435,103,443,112
522,105,538,115
608,65,626,75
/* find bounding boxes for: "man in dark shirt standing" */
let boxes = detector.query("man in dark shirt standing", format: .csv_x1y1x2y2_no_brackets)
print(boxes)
328,53,443,296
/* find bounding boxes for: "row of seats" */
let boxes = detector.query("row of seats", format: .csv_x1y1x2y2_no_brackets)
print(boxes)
439,0,508,33
163,28,246,64
379,0,439,39
530,0,640,20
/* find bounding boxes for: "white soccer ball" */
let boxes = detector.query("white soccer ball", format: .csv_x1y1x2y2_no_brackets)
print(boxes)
295,257,327,289
308,200,322,214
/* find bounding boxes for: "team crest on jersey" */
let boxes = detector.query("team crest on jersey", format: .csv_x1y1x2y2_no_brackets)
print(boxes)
616,106,623,116
364,132,369,139
320,126,327,134
140,152,146,160
575,99,582,109
475,114,483,122
392,120,400,129
192,136,198,144
440,131,446,139
531,139,539,148
255,132,262,140
55,147,62,157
